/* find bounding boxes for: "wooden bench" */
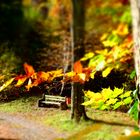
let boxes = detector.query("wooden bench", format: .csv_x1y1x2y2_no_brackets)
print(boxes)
38,94,68,110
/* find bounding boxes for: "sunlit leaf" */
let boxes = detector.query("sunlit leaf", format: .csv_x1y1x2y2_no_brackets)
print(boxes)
78,73,86,81
81,52,94,61
96,60,105,70
15,75,27,87
106,98,118,106
100,33,108,41
102,67,113,77
100,104,108,110
82,99,94,106
95,49,108,55
90,71,96,79
120,91,131,99
66,71,75,77
123,97,132,104
112,87,124,98
0,78,15,92
102,34,121,47
37,71,49,81
25,78,32,91
24,63,35,77
115,23,129,36
113,101,123,110
74,61,83,73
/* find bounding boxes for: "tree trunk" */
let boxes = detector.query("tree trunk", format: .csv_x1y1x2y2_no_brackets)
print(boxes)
130,0,140,129
71,0,88,123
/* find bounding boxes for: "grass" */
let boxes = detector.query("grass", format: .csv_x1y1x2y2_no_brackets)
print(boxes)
0,96,138,140
0,96,39,113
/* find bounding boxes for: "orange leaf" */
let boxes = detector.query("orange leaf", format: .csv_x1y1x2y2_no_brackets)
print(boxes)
24,63,35,77
74,61,83,73
15,75,27,87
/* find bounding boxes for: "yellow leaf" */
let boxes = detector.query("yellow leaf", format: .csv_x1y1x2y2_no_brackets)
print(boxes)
78,73,86,81
0,78,15,92
90,71,96,79
66,71,75,77
100,33,108,41
82,99,94,106
115,23,129,36
15,76,27,87
106,98,118,105
102,67,113,77
81,52,94,61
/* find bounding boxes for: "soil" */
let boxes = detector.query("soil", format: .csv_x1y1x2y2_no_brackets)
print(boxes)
0,112,67,140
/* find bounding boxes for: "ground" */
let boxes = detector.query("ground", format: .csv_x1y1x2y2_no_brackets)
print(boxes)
0,96,139,140
0,112,66,140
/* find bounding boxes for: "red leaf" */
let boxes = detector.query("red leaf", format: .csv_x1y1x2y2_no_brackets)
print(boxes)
74,61,83,73
24,63,35,77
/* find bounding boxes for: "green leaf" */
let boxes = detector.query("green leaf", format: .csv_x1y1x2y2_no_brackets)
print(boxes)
119,91,131,99
113,101,123,110
133,88,138,99
123,97,132,105
100,104,109,110
130,70,136,79
128,100,138,121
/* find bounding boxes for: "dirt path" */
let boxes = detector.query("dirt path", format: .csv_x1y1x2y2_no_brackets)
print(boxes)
0,112,66,140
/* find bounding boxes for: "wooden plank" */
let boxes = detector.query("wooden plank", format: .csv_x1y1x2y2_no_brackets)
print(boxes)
45,95,65,99
45,99,65,102
42,101,61,105
45,95,66,102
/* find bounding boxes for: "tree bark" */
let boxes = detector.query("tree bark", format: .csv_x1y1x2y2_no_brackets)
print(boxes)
71,0,88,123
130,0,140,129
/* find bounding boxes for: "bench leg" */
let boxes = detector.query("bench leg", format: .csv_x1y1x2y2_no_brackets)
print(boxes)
60,102,68,110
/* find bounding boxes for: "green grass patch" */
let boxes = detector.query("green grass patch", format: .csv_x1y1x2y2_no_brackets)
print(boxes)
42,110,93,133
0,96,38,113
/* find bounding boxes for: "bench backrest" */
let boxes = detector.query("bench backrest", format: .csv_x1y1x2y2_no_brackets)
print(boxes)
45,95,66,102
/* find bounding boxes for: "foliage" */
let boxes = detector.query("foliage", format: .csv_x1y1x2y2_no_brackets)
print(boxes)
0,43,22,76
82,87,132,111
82,22,133,78
128,88,139,121
0,61,92,93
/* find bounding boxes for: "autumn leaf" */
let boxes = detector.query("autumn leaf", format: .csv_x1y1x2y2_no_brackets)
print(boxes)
102,67,113,77
74,61,83,73
25,78,32,91
0,78,15,92
115,23,129,36
37,71,50,81
15,75,28,87
81,52,94,61
24,63,35,77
